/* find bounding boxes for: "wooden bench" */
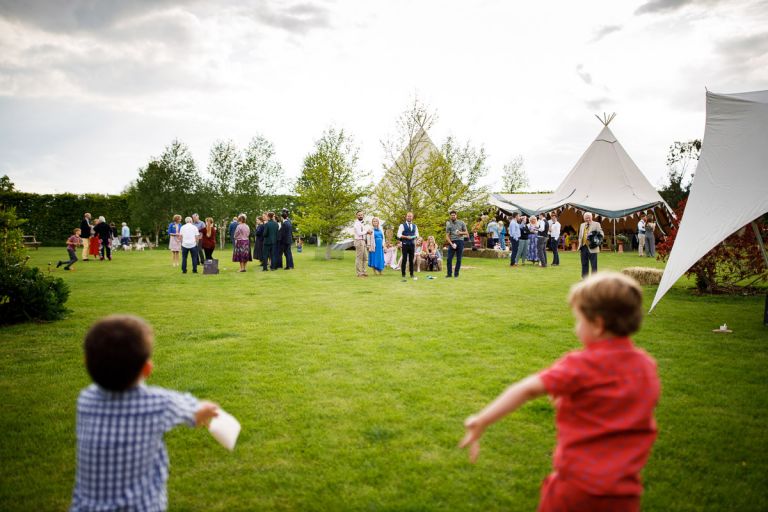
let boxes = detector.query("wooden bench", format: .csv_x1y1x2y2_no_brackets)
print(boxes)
22,235,42,250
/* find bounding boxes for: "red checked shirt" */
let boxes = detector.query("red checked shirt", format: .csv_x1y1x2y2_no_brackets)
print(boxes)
539,337,660,496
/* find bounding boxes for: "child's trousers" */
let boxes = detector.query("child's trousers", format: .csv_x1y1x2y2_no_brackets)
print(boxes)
538,473,640,512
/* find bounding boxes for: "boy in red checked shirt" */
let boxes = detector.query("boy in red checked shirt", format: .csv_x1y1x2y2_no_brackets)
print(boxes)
460,272,660,512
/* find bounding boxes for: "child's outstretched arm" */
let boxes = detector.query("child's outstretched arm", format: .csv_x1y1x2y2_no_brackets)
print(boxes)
195,401,220,427
459,374,547,463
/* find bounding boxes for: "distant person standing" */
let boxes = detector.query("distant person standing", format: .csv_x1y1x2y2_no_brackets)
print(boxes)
120,222,131,248
192,213,205,255
516,216,530,266
179,216,201,274
168,214,183,267
228,217,238,248
549,213,561,266
94,216,112,261
637,214,647,257
262,212,279,271
232,214,251,272
508,212,521,266
577,212,604,278
279,209,294,270
353,210,368,278
201,217,217,261
80,213,92,261
444,210,468,278
253,214,265,262
644,214,657,258
367,217,385,275
498,220,507,251
536,213,549,267
486,218,499,249
397,212,419,281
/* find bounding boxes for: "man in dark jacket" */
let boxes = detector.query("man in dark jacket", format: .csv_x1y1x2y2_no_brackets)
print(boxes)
278,209,294,270
262,212,279,271
80,213,92,261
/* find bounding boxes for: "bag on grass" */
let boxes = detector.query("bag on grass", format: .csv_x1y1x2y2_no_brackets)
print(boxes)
203,259,219,275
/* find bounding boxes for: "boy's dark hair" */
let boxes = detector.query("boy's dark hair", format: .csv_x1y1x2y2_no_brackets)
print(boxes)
511,212,518,219
84,315,153,391
568,272,643,336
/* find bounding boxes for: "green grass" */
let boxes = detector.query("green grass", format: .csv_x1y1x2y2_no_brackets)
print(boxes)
1,246,766,511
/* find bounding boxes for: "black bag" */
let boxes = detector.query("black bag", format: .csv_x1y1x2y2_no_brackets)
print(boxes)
203,259,219,275
587,230,604,249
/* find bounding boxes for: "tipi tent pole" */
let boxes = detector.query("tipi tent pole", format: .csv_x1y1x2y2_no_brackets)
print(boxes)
613,219,616,252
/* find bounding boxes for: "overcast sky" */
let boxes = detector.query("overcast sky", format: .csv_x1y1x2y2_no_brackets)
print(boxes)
1,0,766,195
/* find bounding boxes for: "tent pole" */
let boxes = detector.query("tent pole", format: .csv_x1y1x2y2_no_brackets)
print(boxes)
613,219,616,252
752,222,768,268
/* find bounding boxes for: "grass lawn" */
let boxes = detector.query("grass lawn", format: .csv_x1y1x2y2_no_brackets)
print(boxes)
1,246,766,511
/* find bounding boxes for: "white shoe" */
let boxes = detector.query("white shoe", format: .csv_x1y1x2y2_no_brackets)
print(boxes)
412,276,418,281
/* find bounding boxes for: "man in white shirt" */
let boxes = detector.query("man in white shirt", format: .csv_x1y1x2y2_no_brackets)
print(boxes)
396,212,419,281
180,217,201,274
637,215,647,256
549,214,561,266
353,210,368,277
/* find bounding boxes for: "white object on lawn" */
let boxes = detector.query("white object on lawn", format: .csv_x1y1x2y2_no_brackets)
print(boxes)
208,409,241,451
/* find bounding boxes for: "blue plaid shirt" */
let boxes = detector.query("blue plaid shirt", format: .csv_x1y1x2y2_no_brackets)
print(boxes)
70,383,199,512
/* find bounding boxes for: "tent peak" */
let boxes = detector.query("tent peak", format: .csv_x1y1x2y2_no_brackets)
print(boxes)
595,112,617,126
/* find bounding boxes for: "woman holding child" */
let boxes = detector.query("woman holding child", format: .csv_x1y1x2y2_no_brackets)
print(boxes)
168,214,182,267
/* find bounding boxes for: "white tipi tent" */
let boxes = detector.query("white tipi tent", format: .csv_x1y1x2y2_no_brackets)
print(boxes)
650,90,768,312
491,118,673,233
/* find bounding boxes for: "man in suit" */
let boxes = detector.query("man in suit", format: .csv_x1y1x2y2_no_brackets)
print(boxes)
577,212,604,278
278,209,294,270
262,211,279,271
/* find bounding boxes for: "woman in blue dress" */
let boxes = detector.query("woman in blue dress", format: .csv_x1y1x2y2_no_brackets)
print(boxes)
527,216,539,262
367,217,386,275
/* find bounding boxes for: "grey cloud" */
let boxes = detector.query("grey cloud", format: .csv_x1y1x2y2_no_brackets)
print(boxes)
592,25,621,42
635,0,693,15
585,97,610,111
244,2,332,34
714,32,768,81
576,64,592,85
0,0,187,32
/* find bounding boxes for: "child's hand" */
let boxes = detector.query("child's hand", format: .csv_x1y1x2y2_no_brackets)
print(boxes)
195,401,219,427
459,414,485,463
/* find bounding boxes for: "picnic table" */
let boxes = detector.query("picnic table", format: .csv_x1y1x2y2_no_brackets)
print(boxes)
23,235,42,249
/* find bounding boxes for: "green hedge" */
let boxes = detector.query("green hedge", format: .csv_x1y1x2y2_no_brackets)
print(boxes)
0,192,130,246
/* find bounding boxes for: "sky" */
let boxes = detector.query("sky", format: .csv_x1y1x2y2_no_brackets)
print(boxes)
1,0,767,196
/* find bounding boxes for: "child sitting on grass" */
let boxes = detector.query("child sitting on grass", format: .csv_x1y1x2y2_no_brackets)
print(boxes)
70,315,219,512
460,272,660,512
57,228,82,271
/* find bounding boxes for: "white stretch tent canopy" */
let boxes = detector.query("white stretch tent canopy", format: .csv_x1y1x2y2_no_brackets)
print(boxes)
650,90,768,312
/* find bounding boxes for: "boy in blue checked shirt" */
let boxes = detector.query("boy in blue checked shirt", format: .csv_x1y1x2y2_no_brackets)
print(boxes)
70,315,219,512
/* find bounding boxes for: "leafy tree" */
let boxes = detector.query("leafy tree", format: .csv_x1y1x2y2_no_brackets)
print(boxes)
294,128,370,259
656,198,767,293
419,136,489,237
501,155,528,192
374,98,439,226
0,175,15,193
128,139,202,244
0,206,69,324
659,140,701,207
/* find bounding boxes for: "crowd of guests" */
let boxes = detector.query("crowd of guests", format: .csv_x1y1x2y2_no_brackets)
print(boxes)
167,210,295,273
353,211,450,280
